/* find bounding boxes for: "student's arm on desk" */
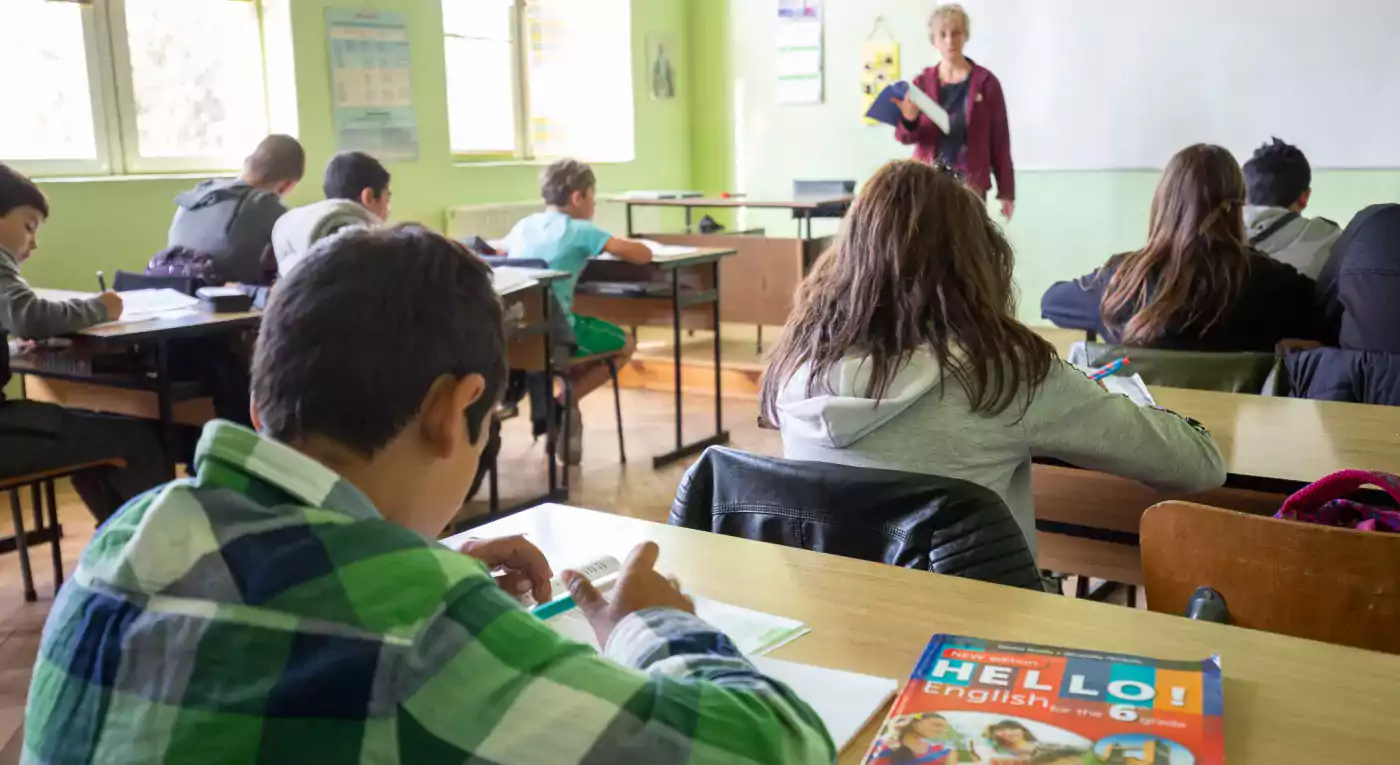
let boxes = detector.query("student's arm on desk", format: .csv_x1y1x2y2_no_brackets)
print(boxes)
0,253,115,337
397,558,835,764
602,237,654,265
1023,362,1227,493
1040,267,1107,332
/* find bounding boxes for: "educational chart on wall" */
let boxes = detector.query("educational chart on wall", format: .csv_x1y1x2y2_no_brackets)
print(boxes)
863,634,1225,765
776,0,823,104
325,9,419,161
860,34,900,125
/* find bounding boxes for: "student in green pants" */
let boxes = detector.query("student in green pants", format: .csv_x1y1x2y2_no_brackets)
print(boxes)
501,158,654,465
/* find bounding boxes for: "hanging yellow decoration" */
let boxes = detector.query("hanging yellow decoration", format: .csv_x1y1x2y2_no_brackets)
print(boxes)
861,41,900,125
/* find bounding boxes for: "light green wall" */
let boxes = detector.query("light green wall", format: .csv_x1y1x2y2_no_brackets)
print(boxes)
685,4,1400,325
26,0,693,290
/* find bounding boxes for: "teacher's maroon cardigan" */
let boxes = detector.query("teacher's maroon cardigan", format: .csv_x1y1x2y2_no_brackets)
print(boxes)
895,61,1015,202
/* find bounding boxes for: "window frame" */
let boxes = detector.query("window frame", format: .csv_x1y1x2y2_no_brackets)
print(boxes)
443,0,530,160
4,0,271,178
443,0,636,164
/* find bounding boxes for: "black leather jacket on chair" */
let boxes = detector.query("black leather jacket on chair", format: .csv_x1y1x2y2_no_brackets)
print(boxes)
669,447,1043,590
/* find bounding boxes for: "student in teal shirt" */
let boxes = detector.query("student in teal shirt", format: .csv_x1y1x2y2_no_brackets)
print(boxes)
501,158,653,464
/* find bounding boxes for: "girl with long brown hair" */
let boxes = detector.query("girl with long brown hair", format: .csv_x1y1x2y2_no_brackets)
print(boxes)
1041,144,1322,350
763,160,1225,549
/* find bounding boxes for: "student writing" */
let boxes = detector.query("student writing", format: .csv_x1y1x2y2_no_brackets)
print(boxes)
499,158,653,464
272,150,390,278
0,163,171,523
166,134,305,285
1242,137,1341,280
24,226,834,764
762,160,1225,553
1040,144,1323,351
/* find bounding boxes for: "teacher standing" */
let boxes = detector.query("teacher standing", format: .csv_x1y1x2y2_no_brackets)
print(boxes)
894,4,1015,220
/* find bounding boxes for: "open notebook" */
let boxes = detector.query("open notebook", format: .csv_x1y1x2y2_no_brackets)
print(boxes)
751,657,899,753
536,556,809,656
1075,365,1157,407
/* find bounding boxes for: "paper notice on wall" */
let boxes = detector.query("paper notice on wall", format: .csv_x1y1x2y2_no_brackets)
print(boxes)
326,9,419,161
776,0,823,104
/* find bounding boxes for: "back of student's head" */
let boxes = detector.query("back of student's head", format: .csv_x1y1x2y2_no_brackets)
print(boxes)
761,160,1053,424
252,225,505,457
539,158,596,207
1102,143,1250,346
0,163,48,218
1244,137,1311,209
323,151,391,202
243,135,306,187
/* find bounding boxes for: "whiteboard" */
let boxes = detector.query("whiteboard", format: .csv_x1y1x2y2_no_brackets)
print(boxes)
728,0,1400,181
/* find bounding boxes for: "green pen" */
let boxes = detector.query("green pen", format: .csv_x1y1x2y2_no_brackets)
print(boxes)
531,594,577,620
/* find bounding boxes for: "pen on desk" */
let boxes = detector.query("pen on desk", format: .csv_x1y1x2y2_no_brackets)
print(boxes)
96,271,106,292
531,595,577,621
1089,357,1130,381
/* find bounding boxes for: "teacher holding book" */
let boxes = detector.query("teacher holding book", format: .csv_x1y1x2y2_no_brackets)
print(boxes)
893,4,1016,220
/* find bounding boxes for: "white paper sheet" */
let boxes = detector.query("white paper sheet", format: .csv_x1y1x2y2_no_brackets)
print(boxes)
907,82,951,134
750,657,899,752
491,266,540,297
106,289,201,323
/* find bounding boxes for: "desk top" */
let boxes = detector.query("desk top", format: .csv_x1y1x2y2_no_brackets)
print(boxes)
1154,387,1400,487
452,504,1400,763
614,196,855,211
492,266,570,297
32,288,260,344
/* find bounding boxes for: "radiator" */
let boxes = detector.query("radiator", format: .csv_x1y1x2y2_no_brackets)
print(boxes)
446,200,656,242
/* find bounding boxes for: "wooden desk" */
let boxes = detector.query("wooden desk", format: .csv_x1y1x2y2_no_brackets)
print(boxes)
1034,388,1400,585
612,196,850,330
450,504,1400,763
575,248,738,467
18,293,262,461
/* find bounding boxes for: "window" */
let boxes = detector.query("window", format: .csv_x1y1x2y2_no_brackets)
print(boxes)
443,0,635,163
0,0,271,176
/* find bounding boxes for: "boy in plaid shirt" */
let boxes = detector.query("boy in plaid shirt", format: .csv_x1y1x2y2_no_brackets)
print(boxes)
24,226,834,764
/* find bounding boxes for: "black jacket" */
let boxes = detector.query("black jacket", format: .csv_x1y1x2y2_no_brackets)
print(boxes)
1286,348,1400,406
1316,204,1400,352
1041,250,1322,352
669,447,1043,590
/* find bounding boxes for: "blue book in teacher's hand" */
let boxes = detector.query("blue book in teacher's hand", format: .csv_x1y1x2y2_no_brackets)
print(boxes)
865,81,910,126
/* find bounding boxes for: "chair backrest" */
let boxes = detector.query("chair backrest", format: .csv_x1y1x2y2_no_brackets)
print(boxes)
1141,501,1400,653
113,270,197,296
670,446,1043,589
481,256,548,270
1069,341,1284,394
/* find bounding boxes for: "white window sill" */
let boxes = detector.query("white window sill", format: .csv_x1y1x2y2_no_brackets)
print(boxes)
36,172,237,184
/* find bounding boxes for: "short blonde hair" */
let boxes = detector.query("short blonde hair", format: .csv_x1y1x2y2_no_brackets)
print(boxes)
929,4,970,36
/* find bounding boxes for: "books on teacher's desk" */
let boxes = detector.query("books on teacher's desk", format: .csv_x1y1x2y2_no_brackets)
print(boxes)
862,634,1224,765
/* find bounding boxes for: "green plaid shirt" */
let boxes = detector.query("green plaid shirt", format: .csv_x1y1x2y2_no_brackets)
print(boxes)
24,421,834,764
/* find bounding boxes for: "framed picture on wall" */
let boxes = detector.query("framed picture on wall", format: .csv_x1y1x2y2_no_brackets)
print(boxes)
647,33,677,101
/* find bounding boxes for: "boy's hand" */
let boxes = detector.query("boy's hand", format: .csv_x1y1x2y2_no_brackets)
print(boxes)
97,292,123,321
459,535,553,604
562,541,694,647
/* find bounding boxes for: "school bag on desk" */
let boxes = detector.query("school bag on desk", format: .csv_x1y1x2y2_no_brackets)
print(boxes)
1275,469,1400,532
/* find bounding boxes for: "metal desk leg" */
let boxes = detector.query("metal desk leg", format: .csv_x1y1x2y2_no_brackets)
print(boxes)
625,204,634,237
712,261,724,437
10,491,35,602
542,285,558,499
670,269,684,454
154,340,177,473
652,264,731,468
685,207,693,234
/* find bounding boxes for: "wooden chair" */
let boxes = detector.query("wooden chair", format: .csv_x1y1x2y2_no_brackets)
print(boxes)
1141,501,1400,653
2,459,125,602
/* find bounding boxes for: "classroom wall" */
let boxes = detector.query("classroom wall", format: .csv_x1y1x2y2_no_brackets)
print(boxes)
24,0,694,291
687,0,1400,326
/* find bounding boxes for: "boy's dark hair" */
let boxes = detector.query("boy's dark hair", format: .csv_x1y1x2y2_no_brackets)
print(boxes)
540,158,596,207
243,135,306,187
0,163,49,218
1243,137,1312,208
253,225,505,456
323,151,391,202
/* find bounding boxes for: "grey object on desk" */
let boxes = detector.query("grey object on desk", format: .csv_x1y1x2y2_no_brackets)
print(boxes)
196,287,254,314
792,180,856,220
